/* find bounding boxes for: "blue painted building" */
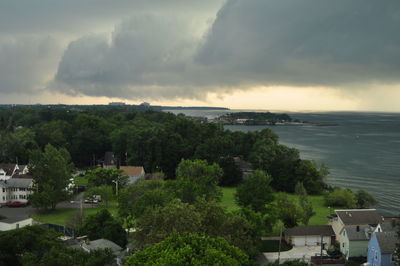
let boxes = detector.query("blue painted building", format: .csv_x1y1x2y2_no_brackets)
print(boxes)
367,232,397,266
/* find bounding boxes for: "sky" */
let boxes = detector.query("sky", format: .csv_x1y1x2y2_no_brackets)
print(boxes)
1,0,400,111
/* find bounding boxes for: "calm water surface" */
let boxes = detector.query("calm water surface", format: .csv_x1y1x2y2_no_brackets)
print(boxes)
166,110,400,216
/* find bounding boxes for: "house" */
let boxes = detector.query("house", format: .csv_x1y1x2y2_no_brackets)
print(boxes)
15,165,29,175
340,224,382,259
103,152,116,169
284,225,335,248
0,163,19,180
120,166,145,184
328,209,383,242
0,178,33,205
0,217,33,231
69,238,125,265
233,157,253,179
367,232,398,266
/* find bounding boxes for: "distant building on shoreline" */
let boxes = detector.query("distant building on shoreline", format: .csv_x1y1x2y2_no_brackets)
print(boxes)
109,102,126,106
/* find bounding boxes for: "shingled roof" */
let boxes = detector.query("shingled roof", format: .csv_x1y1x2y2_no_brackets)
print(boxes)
336,209,383,225
375,232,398,254
285,225,335,236
0,163,17,176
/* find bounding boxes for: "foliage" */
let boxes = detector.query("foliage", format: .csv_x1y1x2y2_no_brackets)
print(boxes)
235,170,275,213
85,185,114,207
22,246,115,266
84,168,127,189
0,225,63,266
272,193,304,228
171,159,223,203
78,209,127,247
125,234,251,266
295,182,315,225
29,144,74,211
217,156,243,186
355,190,378,208
117,180,167,218
324,188,357,208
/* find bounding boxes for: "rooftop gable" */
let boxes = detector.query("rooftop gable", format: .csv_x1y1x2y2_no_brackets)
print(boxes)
375,232,397,254
120,166,144,177
336,209,383,225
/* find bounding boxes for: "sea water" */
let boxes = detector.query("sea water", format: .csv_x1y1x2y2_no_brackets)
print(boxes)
166,110,400,216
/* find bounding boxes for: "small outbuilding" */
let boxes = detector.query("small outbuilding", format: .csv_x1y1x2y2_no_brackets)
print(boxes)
284,225,335,248
0,217,33,231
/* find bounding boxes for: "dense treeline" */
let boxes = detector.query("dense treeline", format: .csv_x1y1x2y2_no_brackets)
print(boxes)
0,106,326,193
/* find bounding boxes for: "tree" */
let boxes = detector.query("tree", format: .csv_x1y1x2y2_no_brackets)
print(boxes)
22,246,115,266
273,193,304,228
84,168,127,189
125,233,250,266
235,170,275,213
133,199,202,249
78,209,127,247
217,156,243,186
171,159,223,203
295,182,315,225
29,144,74,211
355,190,378,209
324,188,357,208
85,185,114,207
117,180,167,218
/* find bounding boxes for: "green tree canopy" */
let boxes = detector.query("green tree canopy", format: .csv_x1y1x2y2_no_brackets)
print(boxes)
78,209,127,247
85,168,128,189
324,188,357,208
124,233,251,266
235,170,275,213
29,144,74,211
355,190,378,209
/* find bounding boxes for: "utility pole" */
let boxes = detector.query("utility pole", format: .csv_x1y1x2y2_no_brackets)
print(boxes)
112,179,119,196
320,235,324,266
278,225,283,264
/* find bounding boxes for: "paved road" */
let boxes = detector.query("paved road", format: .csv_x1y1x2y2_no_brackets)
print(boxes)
0,193,98,220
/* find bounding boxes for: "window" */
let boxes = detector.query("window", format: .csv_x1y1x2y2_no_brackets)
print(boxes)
342,243,345,247
375,251,378,260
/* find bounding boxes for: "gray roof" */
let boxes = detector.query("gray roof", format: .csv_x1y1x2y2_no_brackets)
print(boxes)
0,163,17,176
336,209,383,225
342,225,375,241
0,217,31,224
1,178,32,188
82,238,122,253
381,218,399,232
285,225,335,236
375,232,398,254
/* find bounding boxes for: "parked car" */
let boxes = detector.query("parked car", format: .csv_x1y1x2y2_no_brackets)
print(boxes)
6,201,27,207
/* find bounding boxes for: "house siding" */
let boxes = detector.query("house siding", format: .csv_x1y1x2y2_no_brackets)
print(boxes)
368,234,396,266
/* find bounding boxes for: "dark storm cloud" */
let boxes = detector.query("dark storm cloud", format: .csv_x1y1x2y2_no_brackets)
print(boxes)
54,0,400,99
196,0,400,86
0,36,60,94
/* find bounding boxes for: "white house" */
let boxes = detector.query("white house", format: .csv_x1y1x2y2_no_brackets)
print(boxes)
284,225,335,248
0,163,19,180
0,217,33,231
339,224,382,259
0,178,33,205
328,209,383,242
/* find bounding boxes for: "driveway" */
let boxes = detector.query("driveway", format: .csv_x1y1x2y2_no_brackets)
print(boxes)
262,246,327,263
0,193,98,220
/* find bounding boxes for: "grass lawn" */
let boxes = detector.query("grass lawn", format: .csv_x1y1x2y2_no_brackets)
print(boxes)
31,205,118,226
220,187,240,211
74,176,89,186
220,186,331,226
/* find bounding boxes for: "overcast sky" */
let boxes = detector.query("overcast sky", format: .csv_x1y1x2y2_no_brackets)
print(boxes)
1,0,400,111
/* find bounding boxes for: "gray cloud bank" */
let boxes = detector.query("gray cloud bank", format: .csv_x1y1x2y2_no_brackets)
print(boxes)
3,0,400,100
